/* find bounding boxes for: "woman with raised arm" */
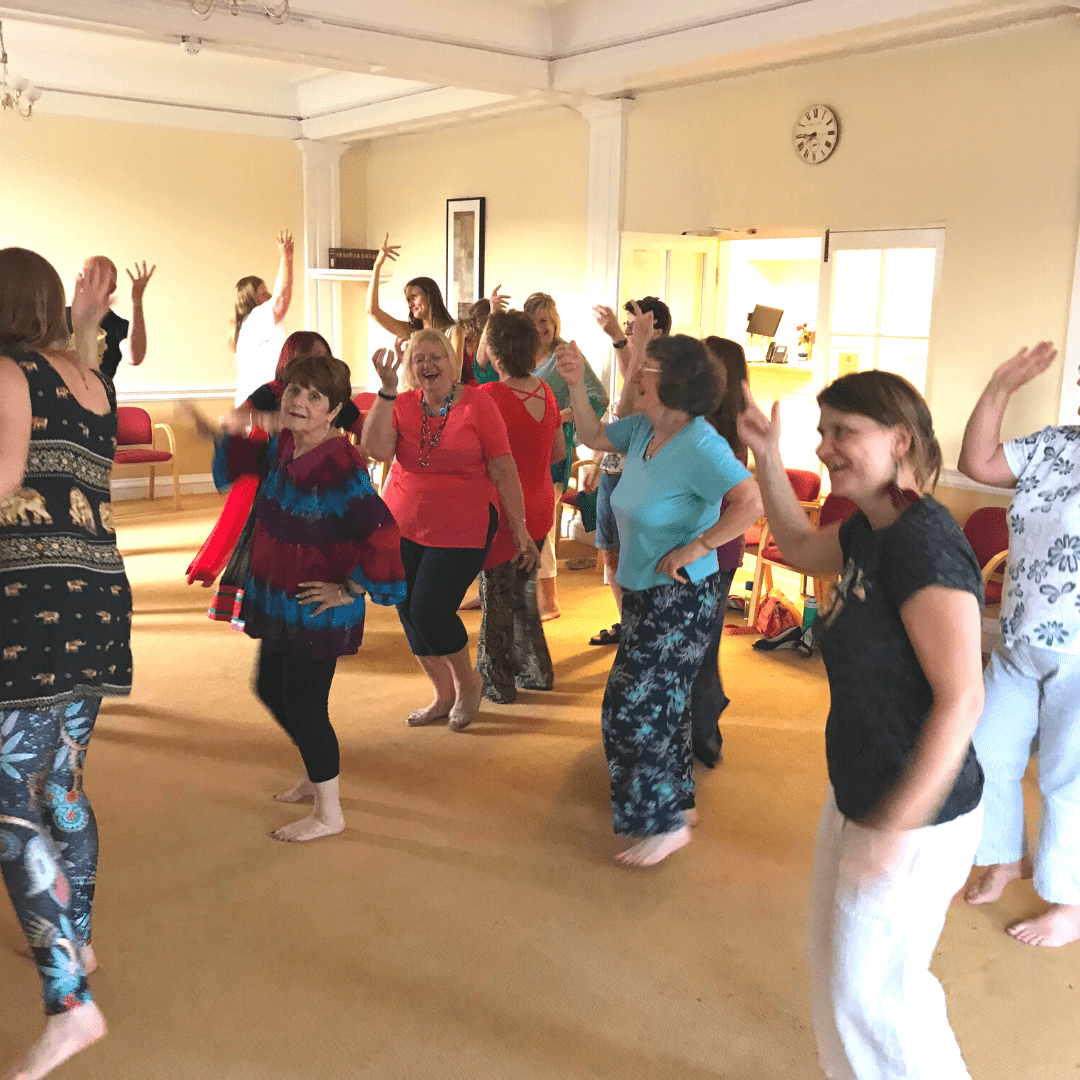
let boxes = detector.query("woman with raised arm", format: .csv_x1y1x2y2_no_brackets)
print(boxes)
231,229,294,406
958,341,1080,948
0,250,126,1080
557,322,760,867
366,234,464,361
739,371,985,1080
200,352,404,843
362,330,536,732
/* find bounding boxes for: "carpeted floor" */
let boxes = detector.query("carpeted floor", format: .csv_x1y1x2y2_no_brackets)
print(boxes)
0,496,1075,1079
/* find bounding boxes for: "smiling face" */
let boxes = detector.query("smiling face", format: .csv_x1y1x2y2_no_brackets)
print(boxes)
280,381,340,441
630,353,663,412
404,285,429,322
408,339,456,400
816,404,911,501
531,306,557,351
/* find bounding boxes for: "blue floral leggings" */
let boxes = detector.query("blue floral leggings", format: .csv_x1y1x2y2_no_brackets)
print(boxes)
601,574,720,837
0,697,100,1014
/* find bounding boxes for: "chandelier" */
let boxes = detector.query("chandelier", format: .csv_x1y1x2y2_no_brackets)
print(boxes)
0,22,41,119
190,0,291,22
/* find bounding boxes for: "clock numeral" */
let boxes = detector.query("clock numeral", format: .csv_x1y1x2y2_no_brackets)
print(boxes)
813,108,819,118
827,129,835,136
824,140,833,148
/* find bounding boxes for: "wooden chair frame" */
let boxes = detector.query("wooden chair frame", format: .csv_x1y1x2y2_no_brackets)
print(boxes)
113,419,181,510
746,499,824,625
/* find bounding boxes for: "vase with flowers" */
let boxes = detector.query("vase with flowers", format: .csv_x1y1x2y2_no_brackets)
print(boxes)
796,323,814,361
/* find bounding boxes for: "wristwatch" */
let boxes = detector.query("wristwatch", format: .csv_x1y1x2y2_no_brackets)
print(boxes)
612,339,628,350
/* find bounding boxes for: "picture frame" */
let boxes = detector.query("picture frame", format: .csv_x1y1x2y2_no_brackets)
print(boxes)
446,197,486,321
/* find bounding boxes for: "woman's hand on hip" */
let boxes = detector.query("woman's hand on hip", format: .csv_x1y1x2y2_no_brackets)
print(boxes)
298,581,354,616
656,538,710,584
511,523,539,572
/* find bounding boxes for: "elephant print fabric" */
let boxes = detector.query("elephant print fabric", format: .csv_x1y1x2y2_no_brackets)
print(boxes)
0,352,132,711
0,697,101,1013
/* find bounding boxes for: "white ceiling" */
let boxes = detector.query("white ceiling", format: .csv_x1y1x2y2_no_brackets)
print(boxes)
0,0,1075,140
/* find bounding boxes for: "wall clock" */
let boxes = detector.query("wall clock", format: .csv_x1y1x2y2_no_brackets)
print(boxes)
793,105,839,164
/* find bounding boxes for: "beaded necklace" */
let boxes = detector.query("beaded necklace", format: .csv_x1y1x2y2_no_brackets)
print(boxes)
419,386,456,467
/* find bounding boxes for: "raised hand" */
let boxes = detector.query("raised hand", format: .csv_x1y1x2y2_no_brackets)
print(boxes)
592,304,623,342
127,261,155,303
372,346,402,393
374,232,400,268
489,283,510,313
736,380,782,462
555,341,585,387
276,230,294,259
624,300,655,343
989,341,1057,398
71,260,113,334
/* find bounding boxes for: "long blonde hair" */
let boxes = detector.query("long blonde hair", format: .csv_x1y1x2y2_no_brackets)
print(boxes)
229,275,265,352
401,328,462,390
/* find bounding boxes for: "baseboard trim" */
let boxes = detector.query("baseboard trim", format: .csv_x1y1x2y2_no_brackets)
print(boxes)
938,467,1012,495
110,473,218,501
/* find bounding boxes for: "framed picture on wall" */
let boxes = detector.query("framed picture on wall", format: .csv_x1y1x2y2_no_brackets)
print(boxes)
446,197,485,321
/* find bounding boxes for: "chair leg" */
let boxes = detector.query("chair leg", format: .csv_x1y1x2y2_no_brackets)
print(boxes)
171,463,181,511
747,554,768,626
148,466,156,501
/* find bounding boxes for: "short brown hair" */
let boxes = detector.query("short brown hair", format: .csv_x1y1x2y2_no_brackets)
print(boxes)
0,248,68,356
648,334,721,417
817,370,943,490
282,352,352,411
486,310,541,379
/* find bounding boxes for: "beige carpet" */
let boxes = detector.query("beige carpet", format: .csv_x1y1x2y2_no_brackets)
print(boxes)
0,496,1075,1080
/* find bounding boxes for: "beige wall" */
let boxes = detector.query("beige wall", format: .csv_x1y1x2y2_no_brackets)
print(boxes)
344,108,591,380
624,19,1080,461
1,112,304,476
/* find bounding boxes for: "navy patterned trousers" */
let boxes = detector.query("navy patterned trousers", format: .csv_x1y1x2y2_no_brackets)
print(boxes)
601,574,720,836
0,697,100,1014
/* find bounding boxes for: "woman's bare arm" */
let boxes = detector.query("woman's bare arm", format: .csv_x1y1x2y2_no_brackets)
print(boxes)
0,358,30,500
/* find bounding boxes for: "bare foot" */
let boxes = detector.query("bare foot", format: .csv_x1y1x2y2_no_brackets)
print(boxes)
964,856,1032,905
270,813,346,843
2,1001,106,1080
458,594,482,611
274,777,315,804
539,607,561,623
406,699,452,727
615,825,692,867
15,941,98,977
1008,903,1080,947
684,809,698,828
448,670,484,732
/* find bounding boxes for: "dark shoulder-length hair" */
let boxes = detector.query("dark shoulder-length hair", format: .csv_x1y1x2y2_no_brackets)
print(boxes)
405,276,455,332
274,330,332,380
0,247,68,356
648,334,722,417
704,336,748,456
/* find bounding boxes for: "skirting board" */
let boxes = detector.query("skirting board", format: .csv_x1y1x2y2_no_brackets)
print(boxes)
111,473,218,501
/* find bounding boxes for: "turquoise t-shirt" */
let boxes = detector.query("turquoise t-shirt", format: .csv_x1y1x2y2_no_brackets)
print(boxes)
607,414,751,592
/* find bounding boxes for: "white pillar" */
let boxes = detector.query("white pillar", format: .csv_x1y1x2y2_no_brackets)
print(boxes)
1059,205,1080,424
579,98,631,397
296,138,347,353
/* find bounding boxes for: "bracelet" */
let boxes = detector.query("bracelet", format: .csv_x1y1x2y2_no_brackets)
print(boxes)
377,389,397,401
612,339,628,350
337,586,348,604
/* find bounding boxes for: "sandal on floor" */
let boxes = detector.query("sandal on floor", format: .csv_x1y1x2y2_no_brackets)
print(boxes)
589,623,621,646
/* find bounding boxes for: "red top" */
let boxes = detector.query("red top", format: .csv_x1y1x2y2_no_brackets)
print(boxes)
480,380,560,569
382,385,512,548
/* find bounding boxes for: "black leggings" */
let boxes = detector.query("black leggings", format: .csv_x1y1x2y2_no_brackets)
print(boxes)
690,567,736,766
255,646,339,783
397,506,498,657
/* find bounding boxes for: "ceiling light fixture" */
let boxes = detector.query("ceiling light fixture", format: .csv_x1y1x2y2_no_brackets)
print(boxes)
0,22,41,119
190,0,290,24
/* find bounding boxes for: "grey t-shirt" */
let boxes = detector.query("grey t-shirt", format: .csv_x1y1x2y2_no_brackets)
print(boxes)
818,496,984,825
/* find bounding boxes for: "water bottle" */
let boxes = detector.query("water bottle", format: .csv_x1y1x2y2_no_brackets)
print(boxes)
802,597,818,632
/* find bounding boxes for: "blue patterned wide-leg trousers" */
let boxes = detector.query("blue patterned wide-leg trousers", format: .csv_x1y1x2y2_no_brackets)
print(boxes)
0,697,100,1013
601,574,720,836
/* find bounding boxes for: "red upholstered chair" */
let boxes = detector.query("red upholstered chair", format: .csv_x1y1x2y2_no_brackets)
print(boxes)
963,506,1009,607
113,407,180,510
747,491,857,624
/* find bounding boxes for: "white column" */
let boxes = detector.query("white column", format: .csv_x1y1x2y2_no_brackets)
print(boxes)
296,139,347,353
578,98,631,397
1059,205,1080,424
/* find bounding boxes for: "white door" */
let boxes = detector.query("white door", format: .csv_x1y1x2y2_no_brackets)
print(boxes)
815,228,945,396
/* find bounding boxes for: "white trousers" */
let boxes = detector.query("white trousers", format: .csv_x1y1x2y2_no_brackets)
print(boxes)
538,481,563,580
807,792,982,1080
973,642,1080,903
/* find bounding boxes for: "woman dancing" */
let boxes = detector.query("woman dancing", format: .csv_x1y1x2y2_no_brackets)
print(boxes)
201,352,404,843
0,250,127,1079
558,320,760,866
476,310,566,703
959,340,1080,947
739,370,985,1079
362,330,535,732
366,234,464,360
231,229,294,406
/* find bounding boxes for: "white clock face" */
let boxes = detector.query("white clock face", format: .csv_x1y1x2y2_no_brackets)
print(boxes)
794,105,838,164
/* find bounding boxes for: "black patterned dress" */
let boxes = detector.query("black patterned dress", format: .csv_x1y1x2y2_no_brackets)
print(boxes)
0,353,132,710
